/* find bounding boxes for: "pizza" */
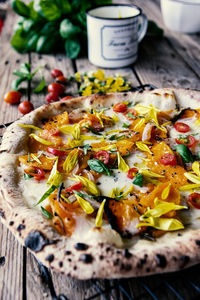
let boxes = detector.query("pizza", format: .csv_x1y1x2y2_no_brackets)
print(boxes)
1,88,200,279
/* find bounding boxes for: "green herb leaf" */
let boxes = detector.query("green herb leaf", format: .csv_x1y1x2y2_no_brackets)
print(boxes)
41,206,53,219
133,173,143,187
65,38,81,59
24,173,33,180
127,112,136,119
122,123,130,128
34,185,56,206
34,0,62,21
175,144,194,163
12,77,27,90
83,144,91,155
33,76,46,93
11,0,30,18
83,125,102,136
60,19,81,39
88,159,112,176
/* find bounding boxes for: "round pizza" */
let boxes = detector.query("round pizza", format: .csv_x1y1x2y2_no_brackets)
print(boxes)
1,88,200,279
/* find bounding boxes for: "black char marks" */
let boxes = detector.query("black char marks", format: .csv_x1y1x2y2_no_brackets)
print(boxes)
45,254,54,262
75,243,89,251
195,240,200,246
124,248,132,259
180,255,190,268
0,209,5,219
79,254,93,264
17,224,25,231
0,256,5,267
155,254,167,268
25,231,50,252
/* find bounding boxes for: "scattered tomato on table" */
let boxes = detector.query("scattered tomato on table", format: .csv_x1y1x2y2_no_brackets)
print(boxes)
0,18,3,34
4,91,22,104
18,101,34,115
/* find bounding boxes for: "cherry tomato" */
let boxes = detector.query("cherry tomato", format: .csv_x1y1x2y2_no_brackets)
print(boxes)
160,153,177,166
61,96,73,101
24,166,45,181
46,92,60,103
94,150,109,165
51,69,63,78
127,167,138,179
0,18,3,34
113,102,127,113
18,101,34,115
175,135,196,148
47,147,65,156
65,182,83,193
125,108,137,120
4,91,22,104
56,76,67,83
48,83,65,95
188,193,200,209
174,122,190,133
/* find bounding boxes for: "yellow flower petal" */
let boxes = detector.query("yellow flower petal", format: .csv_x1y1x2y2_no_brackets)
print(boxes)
161,183,171,200
117,152,129,172
95,199,106,227
75,194,94,214
18,124,42,131
136,141,152,154
72,175,100,196
29,134,54,145
63,149,79,173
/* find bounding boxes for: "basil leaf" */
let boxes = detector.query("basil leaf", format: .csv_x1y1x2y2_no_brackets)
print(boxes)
133,173,143,187
83,144,91,155
88,159,112,176
127,112,136,119
175,144,194,163
11,0,30,18
122,123,130,128
41,206,53,219
33,76,46,93
24,173,33,180
83,125,102,136
65,38,81,59
34,185,56,206
60,19,81,39
12,77,27,90
34,0,62,21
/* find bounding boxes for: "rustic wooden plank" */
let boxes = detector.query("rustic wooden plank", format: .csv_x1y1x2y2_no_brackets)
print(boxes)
131,0,200,79
0,223,23,300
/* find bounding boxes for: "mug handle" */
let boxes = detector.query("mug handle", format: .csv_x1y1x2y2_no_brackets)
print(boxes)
138,13,148,43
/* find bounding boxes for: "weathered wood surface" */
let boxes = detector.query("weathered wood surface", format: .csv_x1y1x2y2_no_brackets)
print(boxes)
0,1,200,300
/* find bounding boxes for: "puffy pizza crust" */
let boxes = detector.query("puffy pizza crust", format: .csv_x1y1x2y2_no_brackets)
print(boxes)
1,88,200,279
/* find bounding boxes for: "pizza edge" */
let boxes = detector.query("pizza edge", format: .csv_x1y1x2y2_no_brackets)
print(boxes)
1,88,200,279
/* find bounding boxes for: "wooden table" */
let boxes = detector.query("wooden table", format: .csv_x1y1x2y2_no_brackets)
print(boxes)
0,1,200,299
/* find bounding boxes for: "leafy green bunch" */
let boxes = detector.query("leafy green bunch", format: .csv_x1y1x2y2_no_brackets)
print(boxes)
11,0,111,59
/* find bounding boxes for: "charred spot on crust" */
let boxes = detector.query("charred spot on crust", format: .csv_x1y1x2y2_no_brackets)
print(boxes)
75,243,89,251
9,221,14,226
59,261,63,267
79,254,93,264
113,258,120,266
65,250,71,255
195,240,200,246
60,103,67,108
155,254,167,268
0,256,5,267
45,254,54,262
17,224,25,231
99,255,104,260
25,231,50,252
180,255,190,268
0,209,5,219
137,256,147,268
120,263,132,271
124,249,132,259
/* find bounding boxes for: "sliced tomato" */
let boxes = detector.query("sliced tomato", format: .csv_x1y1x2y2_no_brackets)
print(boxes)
127,167,138,179
188,193,200,209
174,122,190,133
65,182,83,193
160,153,177,166
125,108,137,120
113,102,127,113
94,150,109,165
175,135,196,148
24,166,45,181
47,147,65,156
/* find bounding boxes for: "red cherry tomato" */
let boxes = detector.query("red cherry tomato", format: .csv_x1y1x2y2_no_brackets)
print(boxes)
18,101,34,115
4,91,22,104
174,122,190,133
94,150,110,165
175,135,196,148
47,147,65,156
24,166,45,181
51,69,63,78
48,83,65,95
125,108,137,120
127,167,138,179
65,182,83,193
46,92,60,103
56,76,67,83
0,18,3,34
113,102,127,113
188,193,200,209
61,96,73,101
160,153,177,166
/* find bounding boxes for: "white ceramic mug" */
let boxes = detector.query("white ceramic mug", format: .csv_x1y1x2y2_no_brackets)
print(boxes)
86,4,148,68
161,0,200,33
